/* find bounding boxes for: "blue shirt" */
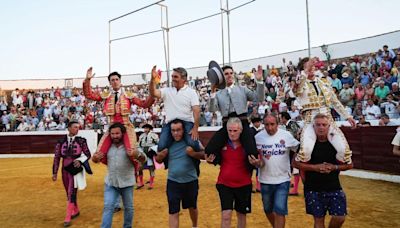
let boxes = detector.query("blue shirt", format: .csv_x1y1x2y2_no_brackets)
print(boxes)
360,74,371,86
341,77,354,87
330,78,342,91
168,141,197,183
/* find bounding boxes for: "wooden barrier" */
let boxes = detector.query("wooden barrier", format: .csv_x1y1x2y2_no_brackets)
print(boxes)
0,127,399,174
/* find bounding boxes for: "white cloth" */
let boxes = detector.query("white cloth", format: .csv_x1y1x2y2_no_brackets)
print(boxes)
160,85,199,123
391,132,400,146
288,110,300,120
255,129,299,185
297,122,351,164
73,154,89,190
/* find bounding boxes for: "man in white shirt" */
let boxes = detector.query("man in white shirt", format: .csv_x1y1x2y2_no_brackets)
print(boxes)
149,66,201,154
16,119,29,131
56,120,67,130
249,114,299,228
288,106,300,120
48,119,58,130
363,99,381,120
43,105,53,120
380,94,399,119
258,101,269,118
379,114,399,126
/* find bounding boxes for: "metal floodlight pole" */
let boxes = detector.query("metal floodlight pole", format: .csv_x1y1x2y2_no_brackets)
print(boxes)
108,22,111,73
220,0,225,66
226,0,232,66
221,0,256,66
108,0,165,73
158,3,171,86
306,0,311,58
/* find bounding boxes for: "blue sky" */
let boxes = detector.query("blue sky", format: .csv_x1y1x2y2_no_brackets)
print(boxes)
1,0,399,80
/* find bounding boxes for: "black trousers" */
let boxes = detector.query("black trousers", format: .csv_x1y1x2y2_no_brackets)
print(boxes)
205,118,258,167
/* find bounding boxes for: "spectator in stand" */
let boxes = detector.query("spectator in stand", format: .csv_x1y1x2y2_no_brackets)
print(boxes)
365,83,375,101
339,83,355,108
249,117,263,136
16,118,29,131
392,60,400,81
43,105,52,120
258,101,269,119
391,83,400,101
37,119,46,131
359,67,372,86
378,113,398,126
352,103,364,120
354,83,365,103
330,74,342,91
266,87,277,101
56,119,67,130
357,115,371,127
1,111,10,132
380,94,399,119
48,118,58,130
382,71,397,90
383,45,396,62
288,105,300,121
13,94,24,108
9,107,18,131
204,108,213,126
340,68,354,87
0,100,7,112
363,99,381,120
375,81,390,101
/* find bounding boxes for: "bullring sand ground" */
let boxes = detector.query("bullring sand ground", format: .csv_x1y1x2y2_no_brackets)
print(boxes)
0,158,399,228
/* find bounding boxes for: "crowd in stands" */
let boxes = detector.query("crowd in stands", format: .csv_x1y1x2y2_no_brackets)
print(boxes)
1,44,400,132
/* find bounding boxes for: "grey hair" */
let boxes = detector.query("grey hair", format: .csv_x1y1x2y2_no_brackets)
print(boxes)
313,113,330,122
263,114,279,124
173,67,188,80
227,117,243,129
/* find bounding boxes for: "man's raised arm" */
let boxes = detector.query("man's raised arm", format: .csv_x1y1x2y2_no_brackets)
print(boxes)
149,66,162,99
82,67,102,101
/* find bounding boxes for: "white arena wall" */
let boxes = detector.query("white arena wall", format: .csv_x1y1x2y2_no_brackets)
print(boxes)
1,30,399,90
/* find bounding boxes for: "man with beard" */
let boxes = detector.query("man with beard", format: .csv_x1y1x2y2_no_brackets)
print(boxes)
92,123,146,228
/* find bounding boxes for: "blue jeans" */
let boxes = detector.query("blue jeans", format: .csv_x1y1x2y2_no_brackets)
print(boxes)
114,196,122,209
158,120,200,152
261,181,290,215
101,184,134,228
